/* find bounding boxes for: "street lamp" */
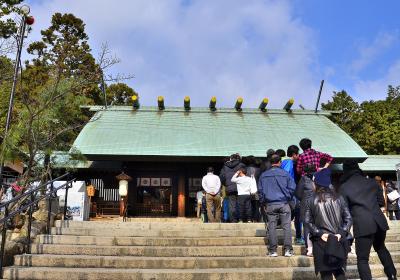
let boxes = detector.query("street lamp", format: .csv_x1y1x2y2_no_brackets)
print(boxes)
20,5,30,15
0,5,34,183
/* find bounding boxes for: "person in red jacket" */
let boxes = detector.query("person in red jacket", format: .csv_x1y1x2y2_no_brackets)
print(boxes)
296,138,333,176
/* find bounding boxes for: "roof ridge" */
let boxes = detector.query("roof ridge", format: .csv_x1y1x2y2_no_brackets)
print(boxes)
81,105,336,116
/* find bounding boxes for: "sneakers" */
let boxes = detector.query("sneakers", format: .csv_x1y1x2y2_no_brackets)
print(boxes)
295,238,305,245
284,250,294,257
268,251,278,257
268,250,294,257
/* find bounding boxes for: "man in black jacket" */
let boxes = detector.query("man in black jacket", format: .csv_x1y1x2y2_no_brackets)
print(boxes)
220,153,246,223
340,159,397,280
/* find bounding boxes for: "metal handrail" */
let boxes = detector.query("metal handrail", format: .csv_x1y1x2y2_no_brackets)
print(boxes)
0,173,70,209
0,174,75,277
0,180,72,225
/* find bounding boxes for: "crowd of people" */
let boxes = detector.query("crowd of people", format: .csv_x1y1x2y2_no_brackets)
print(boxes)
200,138,398,280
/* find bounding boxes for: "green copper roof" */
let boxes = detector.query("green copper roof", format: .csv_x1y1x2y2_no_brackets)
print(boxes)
331,155,400,173
71,106,367,160
360,155,400,171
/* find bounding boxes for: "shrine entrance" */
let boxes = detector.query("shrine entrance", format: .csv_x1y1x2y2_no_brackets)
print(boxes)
135,177,173,216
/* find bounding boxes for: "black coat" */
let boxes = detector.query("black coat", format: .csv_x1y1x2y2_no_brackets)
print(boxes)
339,169,389,238
259,158,272,174
304,190,352,274
219,160,246,195
295,175,314,221
295,175,314,201
304,191,352,238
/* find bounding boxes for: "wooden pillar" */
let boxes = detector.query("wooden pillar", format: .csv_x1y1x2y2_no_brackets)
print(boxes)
177,175,185,217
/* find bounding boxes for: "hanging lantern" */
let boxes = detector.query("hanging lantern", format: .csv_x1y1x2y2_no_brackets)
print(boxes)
118,180,128,196
116,172,132,197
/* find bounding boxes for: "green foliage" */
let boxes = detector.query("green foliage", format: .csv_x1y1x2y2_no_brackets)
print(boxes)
0,11,135,183
0,0,23,39
106,83,138,105
321,90,360,134
322,87,400,155
28,13,102,105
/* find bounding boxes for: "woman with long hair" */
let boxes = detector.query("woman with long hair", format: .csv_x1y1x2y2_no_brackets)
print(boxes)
304,168,352,280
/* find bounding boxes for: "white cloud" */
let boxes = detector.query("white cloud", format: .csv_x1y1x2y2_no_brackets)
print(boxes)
349,31,398,75
25,0,326,108
354,59,400,101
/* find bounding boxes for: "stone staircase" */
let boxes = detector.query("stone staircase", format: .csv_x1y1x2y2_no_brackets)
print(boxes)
2,219,400,279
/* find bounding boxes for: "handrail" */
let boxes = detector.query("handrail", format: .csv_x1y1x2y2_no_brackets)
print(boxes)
0,180,72,225
0,174,75,277
0,173,70,209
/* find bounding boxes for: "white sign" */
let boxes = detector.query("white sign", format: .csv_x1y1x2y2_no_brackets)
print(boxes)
55,181,89,221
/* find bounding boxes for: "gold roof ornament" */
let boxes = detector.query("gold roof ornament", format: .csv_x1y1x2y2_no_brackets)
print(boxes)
259,98,269,112
235,97,243,111
184,96,191,111
158,96,165,110
284,98,295,112
209,96,217,111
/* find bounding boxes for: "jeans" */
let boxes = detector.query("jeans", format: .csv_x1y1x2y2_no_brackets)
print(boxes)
355,228,397,280
265,203,292,252
222,198,229,222
206,194,221,223
238,195,252,222
388,210,400,220
251,198,261,222
293,206,302,239
227,194,238,223
304,224,311,248
320,269,346,280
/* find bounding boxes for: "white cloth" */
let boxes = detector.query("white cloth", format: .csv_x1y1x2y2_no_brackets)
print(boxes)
202,173,221,194
231,174,252,196
196,191,204,203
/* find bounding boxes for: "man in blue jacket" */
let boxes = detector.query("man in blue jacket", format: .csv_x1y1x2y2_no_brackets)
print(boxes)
259,154,296,257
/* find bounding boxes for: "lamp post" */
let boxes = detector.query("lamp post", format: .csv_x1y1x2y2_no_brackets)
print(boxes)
0,5,34,184
116,172,132,217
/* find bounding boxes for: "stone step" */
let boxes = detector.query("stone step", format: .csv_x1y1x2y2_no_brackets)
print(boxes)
35,235,400,251
50,227,273,237
54,220,400,234
31,244,306,256
55,220,267,230
386,234,400,242
37,235,270,246
29,242,400,257
4,264,400,280
93,217,201,223
13,252,400,269
49,226,400,238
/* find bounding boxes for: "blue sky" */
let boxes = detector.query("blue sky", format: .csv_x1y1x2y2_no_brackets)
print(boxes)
25,0,400,108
